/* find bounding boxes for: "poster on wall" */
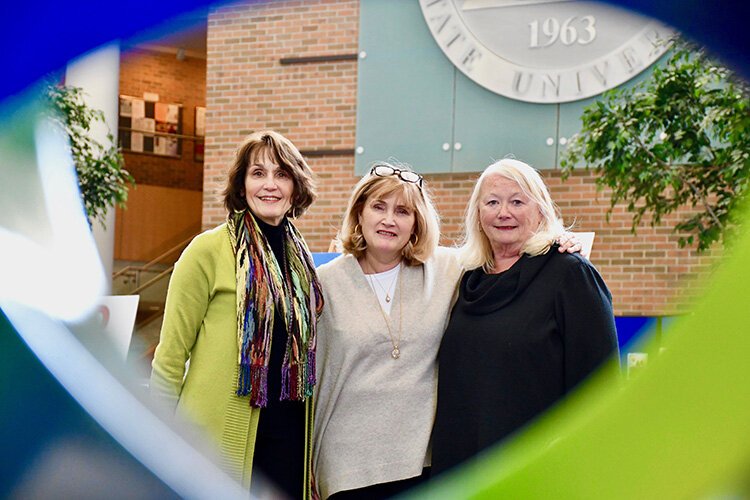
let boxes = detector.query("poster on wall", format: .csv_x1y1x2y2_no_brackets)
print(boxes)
194,106,205,163
119,94,182,158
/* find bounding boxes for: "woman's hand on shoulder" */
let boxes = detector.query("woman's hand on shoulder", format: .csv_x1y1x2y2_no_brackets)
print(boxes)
557,232,588,259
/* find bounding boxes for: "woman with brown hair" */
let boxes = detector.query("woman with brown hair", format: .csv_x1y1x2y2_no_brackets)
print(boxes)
150,130,324,498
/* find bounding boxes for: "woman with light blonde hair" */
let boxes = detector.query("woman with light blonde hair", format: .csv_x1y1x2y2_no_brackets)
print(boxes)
461,158,566,271
431,158,619,476
312,160,582,499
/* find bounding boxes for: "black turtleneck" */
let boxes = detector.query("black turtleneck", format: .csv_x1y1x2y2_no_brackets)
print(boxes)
252,216,305,499
256,217,285,266
432,249,618,475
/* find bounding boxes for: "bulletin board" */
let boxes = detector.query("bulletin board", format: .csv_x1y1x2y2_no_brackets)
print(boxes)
119,94,182,157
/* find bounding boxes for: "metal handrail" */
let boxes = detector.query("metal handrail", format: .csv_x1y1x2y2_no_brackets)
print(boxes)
130,266,175,296
113,232,198,280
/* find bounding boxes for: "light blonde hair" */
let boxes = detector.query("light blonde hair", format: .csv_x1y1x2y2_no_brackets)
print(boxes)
338,162,440,266
461,158,565,272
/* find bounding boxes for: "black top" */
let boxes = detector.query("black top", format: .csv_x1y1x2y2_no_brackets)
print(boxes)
252,217,305,499
431,247,618,475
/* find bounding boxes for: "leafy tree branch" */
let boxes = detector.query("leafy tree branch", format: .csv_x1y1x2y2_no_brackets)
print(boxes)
561,38,750,251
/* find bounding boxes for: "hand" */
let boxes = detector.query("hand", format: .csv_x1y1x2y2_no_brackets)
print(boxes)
557,232,588,259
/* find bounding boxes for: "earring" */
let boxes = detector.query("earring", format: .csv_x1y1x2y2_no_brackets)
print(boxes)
353,223,367,248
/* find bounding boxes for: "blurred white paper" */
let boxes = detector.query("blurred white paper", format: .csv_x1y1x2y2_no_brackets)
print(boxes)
167,104,180,124
131,99,145,119
166,137,179,156
155,136,167,155
131,132,143,152
119,96,132,117
575,231,596,258
195,106,205,136
97,295,140,359
132,117,153,133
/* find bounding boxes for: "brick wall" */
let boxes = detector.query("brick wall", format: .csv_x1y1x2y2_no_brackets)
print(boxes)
119,48,207,190
203,0,719,316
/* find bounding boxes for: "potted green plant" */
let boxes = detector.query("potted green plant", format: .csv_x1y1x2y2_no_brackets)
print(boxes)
45,83,134,228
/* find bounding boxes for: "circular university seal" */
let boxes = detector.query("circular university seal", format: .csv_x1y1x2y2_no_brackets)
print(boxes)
419,0,674,103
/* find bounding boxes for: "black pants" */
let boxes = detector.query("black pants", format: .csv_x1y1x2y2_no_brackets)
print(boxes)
252,399,306,499
328,467,431,500
251,310,306,499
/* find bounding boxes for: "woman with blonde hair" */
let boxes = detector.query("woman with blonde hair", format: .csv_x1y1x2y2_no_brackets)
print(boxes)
151,130,324,498
431,158,619,475
313,160,583,499
312,161,458,499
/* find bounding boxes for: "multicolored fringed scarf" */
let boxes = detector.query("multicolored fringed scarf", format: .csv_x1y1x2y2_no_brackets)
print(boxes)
227,210,324,407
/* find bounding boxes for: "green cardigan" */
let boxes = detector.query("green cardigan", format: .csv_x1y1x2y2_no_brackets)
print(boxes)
150,223,314,495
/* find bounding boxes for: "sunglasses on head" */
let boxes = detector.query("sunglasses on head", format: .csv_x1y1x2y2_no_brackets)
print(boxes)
370,164,424,189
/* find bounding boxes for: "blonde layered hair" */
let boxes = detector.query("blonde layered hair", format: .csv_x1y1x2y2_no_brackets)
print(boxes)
338,162,440,266
461,158,565,272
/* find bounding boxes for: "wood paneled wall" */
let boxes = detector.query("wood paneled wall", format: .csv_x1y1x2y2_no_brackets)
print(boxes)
115,185,202,263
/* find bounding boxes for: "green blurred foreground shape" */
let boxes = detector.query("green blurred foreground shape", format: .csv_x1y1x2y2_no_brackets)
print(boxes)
417,222,750,497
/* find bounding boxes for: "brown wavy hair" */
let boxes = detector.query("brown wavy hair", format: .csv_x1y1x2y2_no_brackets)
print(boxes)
223,130,316,218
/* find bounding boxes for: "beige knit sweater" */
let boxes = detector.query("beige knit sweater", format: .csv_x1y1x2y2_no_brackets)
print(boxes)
312,247,463,498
